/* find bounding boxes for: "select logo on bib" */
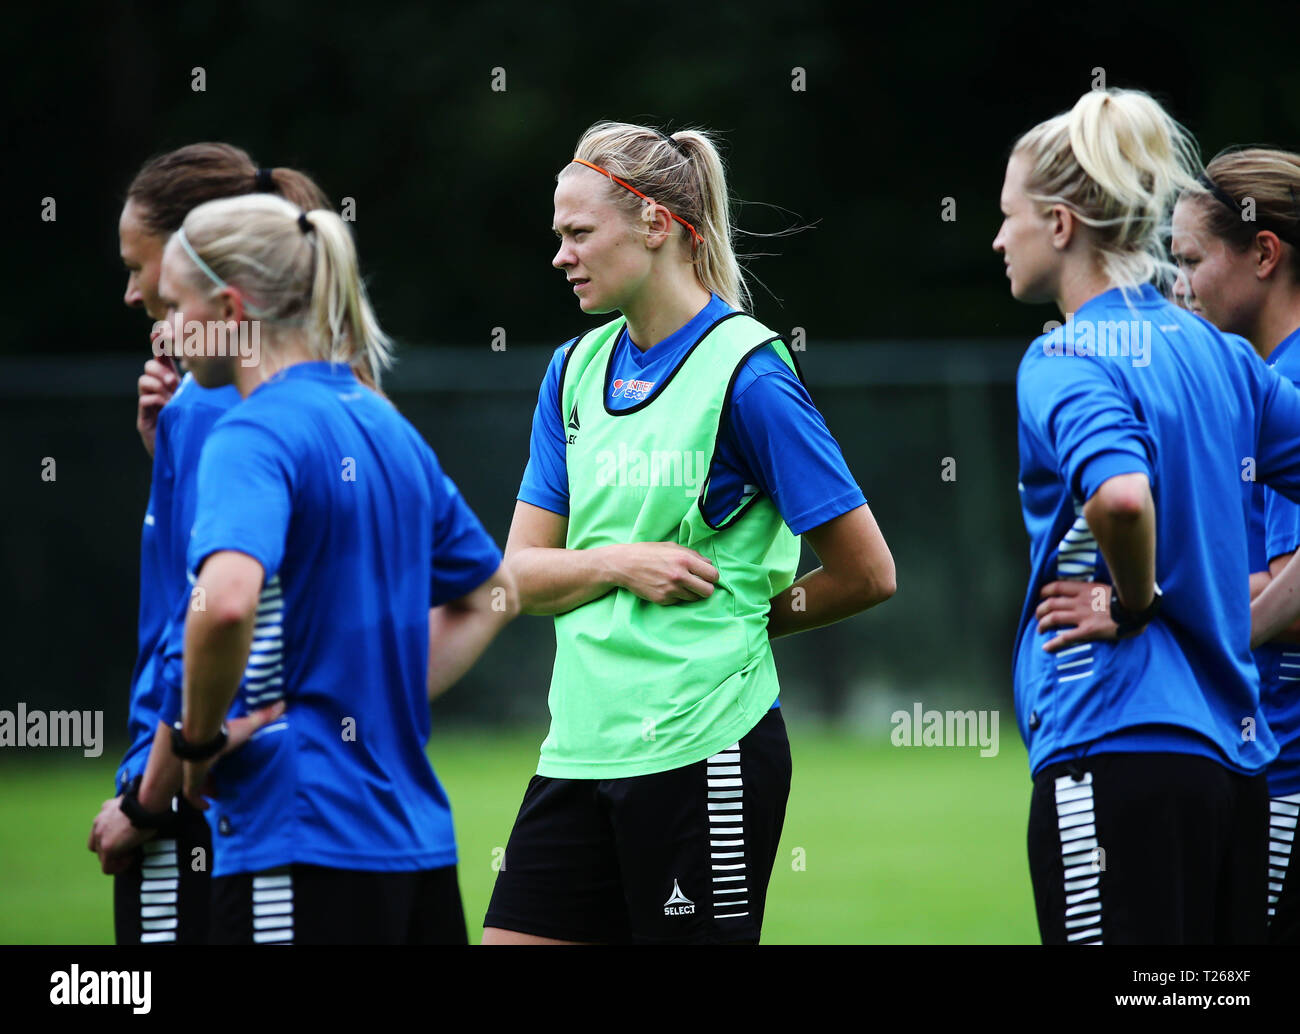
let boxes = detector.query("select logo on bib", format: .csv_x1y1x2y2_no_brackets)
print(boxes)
567,403,580,445
664,879,695,916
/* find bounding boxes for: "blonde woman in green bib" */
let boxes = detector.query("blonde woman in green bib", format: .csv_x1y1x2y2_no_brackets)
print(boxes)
484,122,896,944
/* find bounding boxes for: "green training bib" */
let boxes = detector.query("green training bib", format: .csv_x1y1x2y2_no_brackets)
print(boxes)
537,311,801,779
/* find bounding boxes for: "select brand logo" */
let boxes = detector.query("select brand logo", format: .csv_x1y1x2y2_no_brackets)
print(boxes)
49,966,151,1014
664,879,695,916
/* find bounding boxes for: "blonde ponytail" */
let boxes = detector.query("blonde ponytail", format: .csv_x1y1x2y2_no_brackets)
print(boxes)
1014,88,1202,291
302,208,393,385
177,193,392,387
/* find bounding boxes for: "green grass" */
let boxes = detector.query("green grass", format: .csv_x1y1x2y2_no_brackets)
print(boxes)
0,726,1038,944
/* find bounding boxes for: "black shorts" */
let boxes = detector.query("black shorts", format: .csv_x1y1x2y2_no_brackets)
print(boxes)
1268,791,1300,945
209,863,467,945
1027,752,1269,945
113,795,211,945
484,706,792,944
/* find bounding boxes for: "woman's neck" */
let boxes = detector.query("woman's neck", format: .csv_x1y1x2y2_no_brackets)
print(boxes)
1054,259,1116,319
621,274,713,353
234,328,316,398
1248,286,1300,361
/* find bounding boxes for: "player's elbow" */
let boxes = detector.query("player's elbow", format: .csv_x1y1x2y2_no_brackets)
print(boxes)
204,586,259,629
495,571,522,622
855,554,897,609
867,563,897,608
193,551,264,629
1085,473,1151,526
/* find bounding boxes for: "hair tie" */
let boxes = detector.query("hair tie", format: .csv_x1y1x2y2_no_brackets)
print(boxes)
656,128,688,158
255,167,275,192
1197,172,1242,216
298,212,314,235
1198,171,1300,249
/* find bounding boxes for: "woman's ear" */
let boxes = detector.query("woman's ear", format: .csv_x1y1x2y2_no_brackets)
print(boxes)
1050,204,1078,252
1254,230,1285,281
218,287,248,324
641,201,674,251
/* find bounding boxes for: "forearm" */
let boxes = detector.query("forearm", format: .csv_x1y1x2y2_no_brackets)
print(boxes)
1250,571,1272,600
1083,486,1156,610
508,545,621,615
427,607,511,700
182,606,255,741
1253,559,1300,648
767,565,892,639
137,721,183,812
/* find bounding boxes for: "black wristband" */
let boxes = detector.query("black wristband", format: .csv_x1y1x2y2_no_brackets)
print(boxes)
1110,584,1163,639
170,720,228,761
119,775,175,831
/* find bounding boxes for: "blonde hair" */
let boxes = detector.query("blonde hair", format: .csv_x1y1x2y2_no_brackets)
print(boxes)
1014,88,1202,292
1191,148,1300,283
561,121,752,311
177,193,392,387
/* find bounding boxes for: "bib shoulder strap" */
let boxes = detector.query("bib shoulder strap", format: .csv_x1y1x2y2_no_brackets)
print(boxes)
558,316,626,430
701,313,801,383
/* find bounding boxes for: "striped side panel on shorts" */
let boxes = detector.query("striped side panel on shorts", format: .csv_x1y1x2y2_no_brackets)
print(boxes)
707,742,749,920
139,837,179,944
1054,772,1103,944
252,871,294,944
1268,792,1300,921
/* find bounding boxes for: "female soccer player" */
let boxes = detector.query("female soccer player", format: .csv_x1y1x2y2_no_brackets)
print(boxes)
88,144,331,944
996,90,1300,943
1036,147,1300,944
153,192,517,944
1172,150,1300,945
482,121,897,945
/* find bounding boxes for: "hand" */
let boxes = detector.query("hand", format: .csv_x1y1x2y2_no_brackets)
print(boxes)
1036,580,1119,653
136,351,179,458
182,701,286,810
88,796,152,875
610,542,719,605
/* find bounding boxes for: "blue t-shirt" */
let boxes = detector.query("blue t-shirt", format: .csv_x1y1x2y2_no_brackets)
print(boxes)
518,293,866,712
117,374,241,792
187,362,502,876
520,293,865,534
1259,327,1300,796
1014,284,1300,778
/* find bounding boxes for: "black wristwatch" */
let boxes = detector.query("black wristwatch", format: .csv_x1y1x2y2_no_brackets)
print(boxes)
170,720,229,761
1110,584,1163,639
119,775,175,831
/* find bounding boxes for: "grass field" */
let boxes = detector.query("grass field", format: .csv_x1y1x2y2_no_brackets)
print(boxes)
0,725,1039,944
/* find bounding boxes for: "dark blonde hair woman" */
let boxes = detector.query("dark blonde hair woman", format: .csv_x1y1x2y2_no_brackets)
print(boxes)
483,121,896,945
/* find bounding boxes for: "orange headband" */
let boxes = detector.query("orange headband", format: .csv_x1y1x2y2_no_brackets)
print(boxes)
570,158,704,247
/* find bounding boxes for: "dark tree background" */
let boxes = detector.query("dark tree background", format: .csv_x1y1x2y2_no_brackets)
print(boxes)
4,0,1297,744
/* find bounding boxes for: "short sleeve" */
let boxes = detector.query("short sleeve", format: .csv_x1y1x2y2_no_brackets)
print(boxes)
516,344,572,517
1017,348,1155,501
187,418,294,580
1265,487,1300,564
726,347,866,535
1255,362,1300,502
430,469,503,607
